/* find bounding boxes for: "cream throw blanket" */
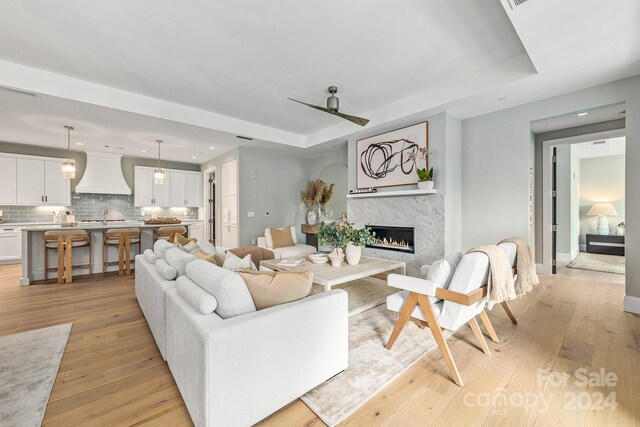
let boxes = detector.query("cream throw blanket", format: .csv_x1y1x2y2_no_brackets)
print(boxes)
468,245,516,309
499,237,540,296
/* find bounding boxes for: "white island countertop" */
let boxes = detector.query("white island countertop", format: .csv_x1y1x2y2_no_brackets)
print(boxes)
20,219,203,232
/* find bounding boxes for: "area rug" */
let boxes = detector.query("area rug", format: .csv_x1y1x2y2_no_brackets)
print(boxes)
309,277,398,317
566,252,625,275
0,323,72,426
300,304,454,426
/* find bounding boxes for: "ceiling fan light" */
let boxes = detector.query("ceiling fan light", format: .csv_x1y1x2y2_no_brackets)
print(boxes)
154,168,165,185
62,159,76,179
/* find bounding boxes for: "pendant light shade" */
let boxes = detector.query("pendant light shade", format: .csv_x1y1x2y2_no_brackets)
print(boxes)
62,125,76,179
154,140,165,185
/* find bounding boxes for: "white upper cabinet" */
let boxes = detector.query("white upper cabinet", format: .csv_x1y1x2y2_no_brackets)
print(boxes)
12,156,70,206
0,157,17,204
135,166,201,207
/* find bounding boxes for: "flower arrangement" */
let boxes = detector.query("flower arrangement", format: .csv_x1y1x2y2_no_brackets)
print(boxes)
408,146,433,182
300,179,324,210
319,182,335,212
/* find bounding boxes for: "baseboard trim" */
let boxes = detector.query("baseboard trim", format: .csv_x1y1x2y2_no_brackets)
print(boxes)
623,295,640,315
536,263,544,274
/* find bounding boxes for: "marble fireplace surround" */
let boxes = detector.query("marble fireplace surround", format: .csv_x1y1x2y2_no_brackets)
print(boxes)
347,194,445,277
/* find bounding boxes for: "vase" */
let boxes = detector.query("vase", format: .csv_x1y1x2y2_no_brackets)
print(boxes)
345,243,362,265
418,181,434,190
306,210,317,225
328,248,344,267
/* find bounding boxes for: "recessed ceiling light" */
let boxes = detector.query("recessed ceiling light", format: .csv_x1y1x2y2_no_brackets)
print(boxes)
577,112,588,116
141,150,147,153
76,142,83,146
209,146,215,149
192,156,197,159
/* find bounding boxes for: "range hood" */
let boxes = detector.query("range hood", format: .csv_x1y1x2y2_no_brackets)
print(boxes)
76,151,131,195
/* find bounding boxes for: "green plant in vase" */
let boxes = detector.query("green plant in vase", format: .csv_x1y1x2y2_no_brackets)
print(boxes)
317,224,348,267
344,224,374,265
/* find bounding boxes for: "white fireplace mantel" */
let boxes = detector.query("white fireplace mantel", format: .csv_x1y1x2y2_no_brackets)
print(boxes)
346,189,437,199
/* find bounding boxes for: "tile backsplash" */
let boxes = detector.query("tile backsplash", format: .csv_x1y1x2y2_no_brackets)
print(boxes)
0,193,199,223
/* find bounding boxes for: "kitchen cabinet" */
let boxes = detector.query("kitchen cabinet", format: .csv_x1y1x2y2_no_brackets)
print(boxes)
15,157,70,206
0,157,17,204
188,221,204,242
0,226,22,264
169,171,202,207
135,167,169,206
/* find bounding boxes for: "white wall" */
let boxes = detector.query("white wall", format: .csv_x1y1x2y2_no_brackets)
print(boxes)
460,74,640,305
579,155,625,243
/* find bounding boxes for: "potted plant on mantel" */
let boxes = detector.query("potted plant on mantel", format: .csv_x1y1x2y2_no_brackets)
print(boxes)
317,224,348,267
411,146,434,190
344,224,374,265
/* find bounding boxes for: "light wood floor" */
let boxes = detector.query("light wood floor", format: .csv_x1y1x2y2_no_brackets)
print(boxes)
0,264,638,426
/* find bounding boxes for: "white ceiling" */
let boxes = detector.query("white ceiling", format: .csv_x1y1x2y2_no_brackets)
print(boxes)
0,0,639,161
530,103,626,133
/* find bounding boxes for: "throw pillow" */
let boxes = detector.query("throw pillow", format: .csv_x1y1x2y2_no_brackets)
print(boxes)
175,276,218,314
153,239,174,259
174,234,197,245
237,269,313,310
198,240,218,256
177,240,200,254
222,252,255,271
185,260,256,319
195,250,222,267
270,227,295,249
165,247,197,277
143,248,159,264
155,259,177,280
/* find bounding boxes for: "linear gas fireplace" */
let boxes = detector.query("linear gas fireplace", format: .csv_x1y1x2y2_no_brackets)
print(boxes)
367,225,415,254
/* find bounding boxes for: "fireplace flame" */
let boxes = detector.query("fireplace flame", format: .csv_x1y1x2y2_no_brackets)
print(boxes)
372,236,412,250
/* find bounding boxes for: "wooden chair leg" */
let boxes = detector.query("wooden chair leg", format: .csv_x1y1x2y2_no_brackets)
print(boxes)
88,241,93,275
44,246,48,281
125,236,132,275
118,237,125,276
57,238,64,284
65,236,73,284
386,292,419,350
479,311,500,343
469,317,491,355
501,301,518,325
416,294,464,387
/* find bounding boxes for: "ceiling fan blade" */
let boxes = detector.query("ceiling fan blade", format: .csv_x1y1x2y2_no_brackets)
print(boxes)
332,111,370,126
287,98,333,114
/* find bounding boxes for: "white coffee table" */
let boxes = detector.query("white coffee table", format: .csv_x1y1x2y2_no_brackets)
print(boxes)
260,256,406,292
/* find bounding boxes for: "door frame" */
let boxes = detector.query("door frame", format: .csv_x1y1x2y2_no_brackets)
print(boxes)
541,128,625,275
202,165,216,245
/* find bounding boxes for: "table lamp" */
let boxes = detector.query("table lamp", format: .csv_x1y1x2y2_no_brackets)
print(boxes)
587,203,619,235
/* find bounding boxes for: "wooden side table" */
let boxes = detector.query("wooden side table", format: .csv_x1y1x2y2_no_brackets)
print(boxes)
301,224,320,249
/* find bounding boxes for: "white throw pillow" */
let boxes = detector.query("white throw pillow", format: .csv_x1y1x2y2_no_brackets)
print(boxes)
175,276,218,314
165,247,197,277
153,239,174,259
143,248,159,264
155,259,177,280
222,252,256,271
426,259,451,287
198,240,218,256
186,260,256,319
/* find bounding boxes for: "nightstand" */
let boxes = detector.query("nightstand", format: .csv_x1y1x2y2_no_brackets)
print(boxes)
586,234,625,256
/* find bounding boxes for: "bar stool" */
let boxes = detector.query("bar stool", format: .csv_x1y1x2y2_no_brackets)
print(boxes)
153,225,187,243
43,230,92,284
103,228,142,276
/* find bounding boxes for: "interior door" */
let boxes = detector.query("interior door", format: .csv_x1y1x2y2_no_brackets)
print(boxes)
169,171,186,206
185,173,201,207
551,147,558,274
16,158,45,204
208,172,216,244
220,160,238,248
44,160,71,205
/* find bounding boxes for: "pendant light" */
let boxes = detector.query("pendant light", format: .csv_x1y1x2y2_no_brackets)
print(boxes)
61,125,76,179
154,140,165,184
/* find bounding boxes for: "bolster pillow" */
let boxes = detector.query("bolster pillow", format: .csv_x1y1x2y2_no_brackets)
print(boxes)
143,248,159,264
155,259,177,281
175,276,218,315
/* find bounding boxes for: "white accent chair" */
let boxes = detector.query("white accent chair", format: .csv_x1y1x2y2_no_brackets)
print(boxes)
257,226,316,259
386,252,499,387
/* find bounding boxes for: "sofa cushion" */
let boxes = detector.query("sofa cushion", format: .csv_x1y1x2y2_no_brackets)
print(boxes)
264,226,297,248
198,240,218,256
155,259,178,280
272,244,316,259
426,259,451,287
222,252,255,271
238,269,313,310
154,239,174,259
175,276,218,314
270,227,295,249
186,260,256,319
165,247,197,277
143,248,159,264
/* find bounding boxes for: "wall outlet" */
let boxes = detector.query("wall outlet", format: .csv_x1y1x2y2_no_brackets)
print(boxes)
251,238,256,245
250,171,257,179
248,211,255,218
264,212,270,217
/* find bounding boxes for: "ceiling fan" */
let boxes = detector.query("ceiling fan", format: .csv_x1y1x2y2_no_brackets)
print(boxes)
288,86,370,127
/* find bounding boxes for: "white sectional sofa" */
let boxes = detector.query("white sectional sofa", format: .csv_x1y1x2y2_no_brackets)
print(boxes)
257,226,316,259
134,241,349,427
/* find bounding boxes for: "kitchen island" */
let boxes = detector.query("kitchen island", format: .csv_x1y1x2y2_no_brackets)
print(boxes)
20,221,198,285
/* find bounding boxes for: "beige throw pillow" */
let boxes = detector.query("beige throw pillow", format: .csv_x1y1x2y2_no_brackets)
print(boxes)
270,227,295,249
238,269,313,310
195,250,222,267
